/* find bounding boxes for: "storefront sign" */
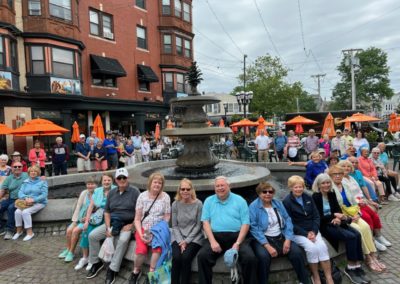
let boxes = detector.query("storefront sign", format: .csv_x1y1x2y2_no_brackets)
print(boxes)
50,77,81,95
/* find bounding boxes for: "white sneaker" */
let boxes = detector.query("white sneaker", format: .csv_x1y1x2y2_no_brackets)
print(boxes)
394,192,400,199
387,194,399,201
374,239,387,251
23,233,35,241
86,262,93,271
12,232,22,240
74,257,89,270
376,235,392,247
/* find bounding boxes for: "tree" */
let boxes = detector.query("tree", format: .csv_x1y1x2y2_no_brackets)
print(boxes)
232,55,316,117
330,47,394,111
186,61,203,95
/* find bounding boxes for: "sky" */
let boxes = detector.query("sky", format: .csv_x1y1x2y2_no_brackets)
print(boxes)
192,0,400,100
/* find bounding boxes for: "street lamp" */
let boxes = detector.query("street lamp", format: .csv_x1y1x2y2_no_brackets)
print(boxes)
235,91,253,118
223,102,229,123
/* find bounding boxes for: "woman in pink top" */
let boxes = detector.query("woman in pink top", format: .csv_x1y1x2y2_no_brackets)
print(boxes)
285,130,301,162
28,140,47,176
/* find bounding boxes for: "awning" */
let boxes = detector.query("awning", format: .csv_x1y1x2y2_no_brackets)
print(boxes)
90,54,127,77
137,64,159,82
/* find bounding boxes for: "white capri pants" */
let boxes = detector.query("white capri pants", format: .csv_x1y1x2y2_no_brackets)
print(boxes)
293,232,330,264
125,156,135,166
15,203,45,229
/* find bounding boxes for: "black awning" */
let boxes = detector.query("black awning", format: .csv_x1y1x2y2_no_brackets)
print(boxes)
137,64,159,82
90,54,127,77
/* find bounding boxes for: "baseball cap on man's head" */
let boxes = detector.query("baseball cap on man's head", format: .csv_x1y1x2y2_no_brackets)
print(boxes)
79,134,85,138
11,151,22,157
115,168,129,178
106,130,113,135
336,129,342,134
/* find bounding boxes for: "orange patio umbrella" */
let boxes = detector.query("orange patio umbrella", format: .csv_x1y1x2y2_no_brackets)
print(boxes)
284,115,318,134
339,112,380,123
154,123,160,140
71,121,80,143
0,123,12,135
321,112,336,137
11,118,69,136
93,114,105,140
167,119,174,129
230,118,258,127
219,118,225,127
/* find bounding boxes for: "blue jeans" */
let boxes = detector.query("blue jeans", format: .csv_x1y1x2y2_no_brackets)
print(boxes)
53,161,68,175
0,198,16,232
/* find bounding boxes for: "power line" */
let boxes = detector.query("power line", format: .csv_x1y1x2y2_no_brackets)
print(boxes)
297,0,307,53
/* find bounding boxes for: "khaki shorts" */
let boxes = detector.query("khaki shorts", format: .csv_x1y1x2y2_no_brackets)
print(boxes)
77,158,91,172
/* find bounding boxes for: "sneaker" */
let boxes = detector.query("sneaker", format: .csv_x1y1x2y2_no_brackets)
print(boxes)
387,194,399,201
86,261,104,279
0,227,6,236
12,232,22,240
376,235,392,247
23,233,35,241
394,192,400,198
105,268,116,284
344,268,364,284
74,257,89,270
374,239,387,251
64,251,74,262
86,262,93,271
58,248,69,259
4,231,13,240
355,267,371,284
128,271,142,284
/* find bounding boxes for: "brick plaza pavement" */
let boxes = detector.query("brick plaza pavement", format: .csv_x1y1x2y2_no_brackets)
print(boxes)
0,202,400,283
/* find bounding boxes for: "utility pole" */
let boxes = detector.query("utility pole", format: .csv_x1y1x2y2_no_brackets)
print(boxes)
243,54,247,91
342,48,362,110
311,74,326,111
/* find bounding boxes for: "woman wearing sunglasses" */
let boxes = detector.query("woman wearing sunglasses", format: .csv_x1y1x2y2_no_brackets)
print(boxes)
171,178,203,284
249,181,310,284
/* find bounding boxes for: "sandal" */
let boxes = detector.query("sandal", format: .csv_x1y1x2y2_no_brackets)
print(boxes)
375,259,387,271
366,259,382,273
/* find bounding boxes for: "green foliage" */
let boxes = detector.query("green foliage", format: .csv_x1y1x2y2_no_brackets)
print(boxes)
230,114,242,123
384,131,394,142
365,131,379,143
233,54,317,116
331,47,394,111
186,61,203,94
247,113,259,121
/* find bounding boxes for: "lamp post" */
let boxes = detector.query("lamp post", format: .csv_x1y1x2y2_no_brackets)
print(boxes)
223,102,228,124
235,91,253,118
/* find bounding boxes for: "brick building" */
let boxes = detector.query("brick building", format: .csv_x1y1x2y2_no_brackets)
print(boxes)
0,0,193,155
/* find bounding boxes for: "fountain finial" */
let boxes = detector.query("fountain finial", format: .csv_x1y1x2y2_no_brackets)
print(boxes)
186,61,203,96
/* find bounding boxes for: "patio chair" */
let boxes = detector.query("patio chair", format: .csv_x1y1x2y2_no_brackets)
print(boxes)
392,145,400,170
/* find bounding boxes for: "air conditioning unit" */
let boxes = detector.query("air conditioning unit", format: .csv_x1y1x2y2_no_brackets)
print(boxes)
103,31,114,40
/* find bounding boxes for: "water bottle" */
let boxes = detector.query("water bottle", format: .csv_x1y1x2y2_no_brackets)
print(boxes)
143,229,152,242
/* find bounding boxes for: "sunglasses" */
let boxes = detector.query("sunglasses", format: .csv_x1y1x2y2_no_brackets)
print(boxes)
261,190,274,195
13,165,22,169
180,187,191,192
116,176,127,180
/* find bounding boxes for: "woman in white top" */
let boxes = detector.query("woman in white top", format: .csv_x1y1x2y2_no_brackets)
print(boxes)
353,131,369,155
141,137,151,162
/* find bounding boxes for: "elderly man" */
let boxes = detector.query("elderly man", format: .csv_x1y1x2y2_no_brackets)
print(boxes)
52,137,69,175
304,129,319,155
331,129,346,156
76,134,91,173
103,131,118,170
197,176,257,284
86,131,99,145
132,131,143,164
0,162,29,240
87,168,140,284
255,130,271,162
274,129,287,161
343,128,354,150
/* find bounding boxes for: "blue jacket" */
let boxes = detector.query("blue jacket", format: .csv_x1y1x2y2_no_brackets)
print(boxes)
249,198,294,245
151,220,172,269
18,177,48,205
305,160,328,186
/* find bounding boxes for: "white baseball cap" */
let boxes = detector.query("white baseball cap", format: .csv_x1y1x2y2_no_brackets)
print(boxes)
79,134,85,138
115,168,129,178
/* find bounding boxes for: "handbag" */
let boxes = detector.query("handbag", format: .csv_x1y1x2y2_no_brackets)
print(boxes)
119,156,126,163
147,258,172,284
319,260,342,284
89,207,105,225
141,191,161,222
98,237,115,263
15,199,33,210
341,205,360,217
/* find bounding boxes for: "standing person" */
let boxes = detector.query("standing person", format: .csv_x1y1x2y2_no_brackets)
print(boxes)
132,131,143,164
124,138,135,166
254,130,271,162
0,162,29,240
342,128,354,150
115,134,125,168
87,168,140,283
86,131,99,145
197,176,257,284
283,175,334,284
93,139,108,171
141,136,150,162
331,129,346,156
319,134,331,158
353,131,369,156
274,129,287,161
28,140,46,176
304,129,319,155
13,165,48,241
130,172,171,284
249,182,310,284
171,178,203,284
52,137,69,176
76,134,91,173
10,152,28,172
88,138,97,171
285,130,301,162
103,131,118,170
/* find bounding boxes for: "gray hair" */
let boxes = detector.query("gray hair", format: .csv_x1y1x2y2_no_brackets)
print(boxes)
215,176,230,186
0,154,8,162
56,137,63,142
312,173,332,193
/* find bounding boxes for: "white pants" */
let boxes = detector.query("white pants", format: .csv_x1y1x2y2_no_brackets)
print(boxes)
293,232,330,263
15,203,45,229
125,156,135,166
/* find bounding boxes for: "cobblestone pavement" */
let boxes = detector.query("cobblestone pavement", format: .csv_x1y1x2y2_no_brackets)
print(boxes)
1,202,400,283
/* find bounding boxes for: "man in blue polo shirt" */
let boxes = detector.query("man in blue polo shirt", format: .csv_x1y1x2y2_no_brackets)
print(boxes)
197,176,256,284
103,131,118,170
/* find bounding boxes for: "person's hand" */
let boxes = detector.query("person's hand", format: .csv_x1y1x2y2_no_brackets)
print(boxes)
288,161,293,166
179,241,187,253
283,239,291,255
106,227,112,238
264,244,278,257
25,198,34,205
83,222,89,231
307,231,316,242
232,242,240,251
352,215,360,222
334,213,344,220
210,240,222,253
331,217,341,226
122,224,133,231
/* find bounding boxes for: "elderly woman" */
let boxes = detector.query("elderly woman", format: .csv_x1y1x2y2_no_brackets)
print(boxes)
12,165,47,241
171,178,203,284
353,131,369,156
312,174,367,283
93,139,108,171
250,182,309,284
0,154,11,179
283,175,333,284
131,173,171,282
124,138,135,166
10,151,28,172
378,142,400,197
285,130,301,161
28,140,46,176
141,136,151,162
328,165,386,272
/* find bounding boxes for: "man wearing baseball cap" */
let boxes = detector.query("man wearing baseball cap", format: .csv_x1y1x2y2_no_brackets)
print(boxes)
76,134,91,173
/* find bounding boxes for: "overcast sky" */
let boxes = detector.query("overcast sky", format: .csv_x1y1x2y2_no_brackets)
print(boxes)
193,0,400,100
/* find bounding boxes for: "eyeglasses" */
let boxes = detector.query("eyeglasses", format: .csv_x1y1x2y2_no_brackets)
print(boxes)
180,187,191,192
261,190,275,195
116,176,127,180
372,152,380,154
13,166,22,169
331,173,344,176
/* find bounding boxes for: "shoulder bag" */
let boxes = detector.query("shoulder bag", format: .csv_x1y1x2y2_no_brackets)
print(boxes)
141,191,161,223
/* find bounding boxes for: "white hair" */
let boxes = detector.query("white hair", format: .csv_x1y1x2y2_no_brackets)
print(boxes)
0,154,9,162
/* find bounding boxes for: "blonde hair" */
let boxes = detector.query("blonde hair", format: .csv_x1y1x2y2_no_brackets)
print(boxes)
147,172,165,191
309,151,321,160
328,165,345,177
312,173,332,192
288,175,305,189
28,165,41,176
337,160,354,172
175,178,197,201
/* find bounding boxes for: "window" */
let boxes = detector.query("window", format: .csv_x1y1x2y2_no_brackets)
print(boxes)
206,105,212,113
89,9,114,40
162,0,171,15
52,48,74,78
184,39,191,58
164,72,173,91
233,103,239,113
137,26,147,49
163,35,172,54
183,2,190,22
177,73,184,93
28,0,41,15
174,0,182,17
228,103,234,112
10,41,17,71
49,0,71,21
30,46,45,74
0,37,4,67
92,74,116,88
136,0,145,9
7,0,13,9
176,36,182,56
139,81,150,91
213,103,220,114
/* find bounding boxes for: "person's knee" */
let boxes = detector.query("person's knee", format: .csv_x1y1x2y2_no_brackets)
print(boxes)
118,232,131,244
197,248,209,263
21,210,30,217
